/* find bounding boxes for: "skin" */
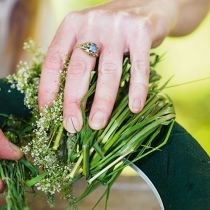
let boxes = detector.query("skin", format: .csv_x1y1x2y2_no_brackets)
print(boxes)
0,130,23,192
1,0,210,192
38,0,210,133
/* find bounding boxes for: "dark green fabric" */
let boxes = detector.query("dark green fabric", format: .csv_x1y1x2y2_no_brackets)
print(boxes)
137,124,210,210
0,79,209,210
0,80,30,126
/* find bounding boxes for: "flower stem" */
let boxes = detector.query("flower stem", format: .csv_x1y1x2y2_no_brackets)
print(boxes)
52,124,64,150
88,153,127,185
68,155,83,179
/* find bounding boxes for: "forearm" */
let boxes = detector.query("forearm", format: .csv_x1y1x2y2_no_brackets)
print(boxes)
171,0,210,36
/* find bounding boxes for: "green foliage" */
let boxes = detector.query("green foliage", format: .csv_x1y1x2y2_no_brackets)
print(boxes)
0,41,175,209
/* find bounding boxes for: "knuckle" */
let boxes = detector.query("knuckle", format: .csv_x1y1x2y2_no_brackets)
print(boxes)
132,80,148,91
132,59,149,77
65,96,81,105
68,59,86,75
85,9,111,27
65,11,81,22
134,17,152,35
44,49,63,70
87,9,106,17
61,12,81,33
64,88,83,106
148,12,168,44
99,62,119,75
115,11,130,23
133,59,146,69
141,17,152,31
142,17,153,30
96,95,115,107
86,9,98,18
117,11,130,18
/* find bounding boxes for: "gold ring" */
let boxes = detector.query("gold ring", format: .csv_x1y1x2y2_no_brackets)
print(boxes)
77,42,100,57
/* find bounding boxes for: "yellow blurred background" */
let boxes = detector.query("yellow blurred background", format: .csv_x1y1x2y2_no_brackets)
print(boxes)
156,14,210,155
50,0,210,155
0,2,208,208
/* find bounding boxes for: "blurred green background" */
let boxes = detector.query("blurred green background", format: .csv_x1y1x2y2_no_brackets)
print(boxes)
50,0,210,154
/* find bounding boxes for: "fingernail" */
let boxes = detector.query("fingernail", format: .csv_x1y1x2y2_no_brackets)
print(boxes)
91,112,106,130
64,116,81,133
132,98,142,113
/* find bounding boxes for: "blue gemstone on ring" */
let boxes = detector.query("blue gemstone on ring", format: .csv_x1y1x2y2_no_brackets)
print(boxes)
89,43,97,53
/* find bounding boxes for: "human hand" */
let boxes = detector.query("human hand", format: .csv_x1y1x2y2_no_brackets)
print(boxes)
0,129,23,192
38,0,178,133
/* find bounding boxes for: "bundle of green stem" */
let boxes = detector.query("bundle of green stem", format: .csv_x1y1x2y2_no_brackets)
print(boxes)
0,41,175,210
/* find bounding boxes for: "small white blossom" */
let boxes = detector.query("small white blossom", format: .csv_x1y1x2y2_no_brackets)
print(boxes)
7,41,77,205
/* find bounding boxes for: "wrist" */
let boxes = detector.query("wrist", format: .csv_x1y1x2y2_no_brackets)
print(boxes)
169,0,210,36
144,0,179,46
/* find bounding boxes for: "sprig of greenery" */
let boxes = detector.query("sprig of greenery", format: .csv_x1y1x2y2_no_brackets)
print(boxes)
0,41,175,210
0,114,38,210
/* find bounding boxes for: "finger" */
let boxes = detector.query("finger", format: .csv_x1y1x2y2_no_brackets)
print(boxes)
63,41,99,133
89,46,123,130
0,130,23,160
38,17,77,109
128,30,151,113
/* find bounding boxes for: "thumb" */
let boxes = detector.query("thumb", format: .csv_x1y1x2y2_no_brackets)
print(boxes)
0,129,23,160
